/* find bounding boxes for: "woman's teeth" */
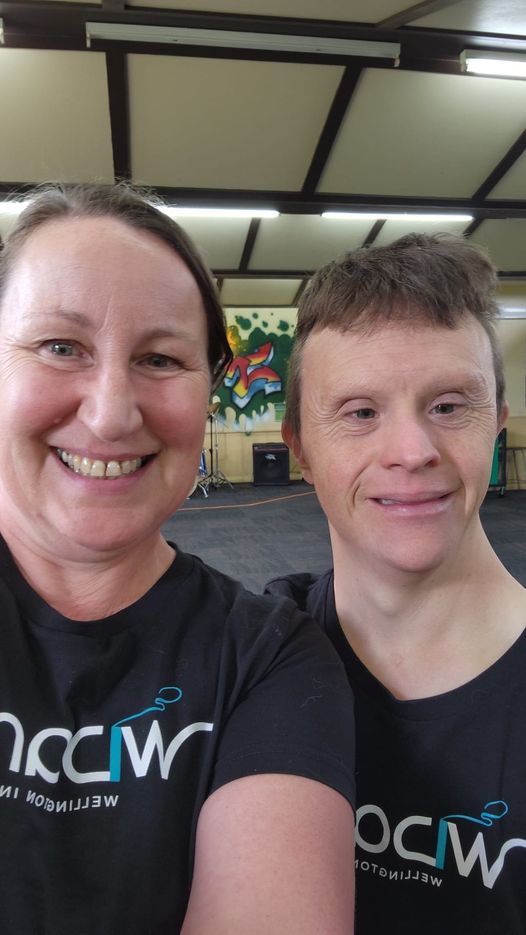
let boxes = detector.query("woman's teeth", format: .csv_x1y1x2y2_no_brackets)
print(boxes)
56,448,145,479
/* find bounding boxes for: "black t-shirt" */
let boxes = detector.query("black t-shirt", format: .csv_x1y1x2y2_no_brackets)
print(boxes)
266,569,526,935
0,542,355,935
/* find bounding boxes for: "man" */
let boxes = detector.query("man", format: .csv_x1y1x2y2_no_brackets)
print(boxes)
266,233,526,933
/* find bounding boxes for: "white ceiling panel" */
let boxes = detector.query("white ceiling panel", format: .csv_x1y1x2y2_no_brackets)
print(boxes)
0,49,114,184
221,278,301,305
411,0,526,35
486,152,526,201
319,69,526,198
471,220,526,271
176,217,250,269
129,55,343,189
375,218,472,245
127,0,404,22
250,215,372,270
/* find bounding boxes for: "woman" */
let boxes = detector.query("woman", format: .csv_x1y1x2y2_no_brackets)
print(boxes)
0,183,355,934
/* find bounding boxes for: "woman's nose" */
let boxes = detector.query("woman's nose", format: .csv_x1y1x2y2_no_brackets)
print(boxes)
77,366,143,442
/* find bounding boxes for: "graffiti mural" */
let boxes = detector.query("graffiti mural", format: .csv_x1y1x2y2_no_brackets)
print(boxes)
224,341,281,409
216,309,296,432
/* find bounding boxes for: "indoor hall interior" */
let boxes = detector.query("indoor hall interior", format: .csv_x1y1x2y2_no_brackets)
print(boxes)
1,0,526,577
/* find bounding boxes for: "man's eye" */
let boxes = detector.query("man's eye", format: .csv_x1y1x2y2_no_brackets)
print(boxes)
432,402,456,415
49,342,75,357
353,408,376,420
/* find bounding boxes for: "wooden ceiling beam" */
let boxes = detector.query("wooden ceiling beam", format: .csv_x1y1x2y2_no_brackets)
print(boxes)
362,219,386,247
379,0,464,29
302,65,362,194
1,183,525,220
463,218,484,238
105,50,131,180
239,219,261,272
292,280,309,305
1,3,525,68
472,128,526,202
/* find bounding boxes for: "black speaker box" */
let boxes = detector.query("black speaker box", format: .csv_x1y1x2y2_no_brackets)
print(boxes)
252,443,290,486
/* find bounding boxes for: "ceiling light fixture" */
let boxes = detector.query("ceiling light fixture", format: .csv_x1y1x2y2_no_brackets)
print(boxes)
0,19,4,45
322,212,474,222
158,207,279,219
85,22,400,62
0,202,278,221
0,200,30,215
498,306,526,319
461,49,526,79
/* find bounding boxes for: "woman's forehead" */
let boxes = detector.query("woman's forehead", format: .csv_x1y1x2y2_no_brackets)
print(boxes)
6,215,199,299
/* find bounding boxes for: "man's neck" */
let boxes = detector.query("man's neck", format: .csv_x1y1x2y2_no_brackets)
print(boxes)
331,529,526,700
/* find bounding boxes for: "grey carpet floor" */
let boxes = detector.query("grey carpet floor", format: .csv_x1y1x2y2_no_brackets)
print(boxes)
162,481,526,594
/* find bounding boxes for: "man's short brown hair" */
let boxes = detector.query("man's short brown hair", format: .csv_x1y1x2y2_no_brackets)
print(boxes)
286,232,504,436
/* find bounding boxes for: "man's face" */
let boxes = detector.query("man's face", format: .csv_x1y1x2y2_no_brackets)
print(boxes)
286,318,507,578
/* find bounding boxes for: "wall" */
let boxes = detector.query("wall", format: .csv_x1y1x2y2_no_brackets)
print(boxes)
211,308,300,482
497,318,526,444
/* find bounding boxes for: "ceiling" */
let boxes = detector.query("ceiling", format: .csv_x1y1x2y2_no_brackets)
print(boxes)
0,0,525,307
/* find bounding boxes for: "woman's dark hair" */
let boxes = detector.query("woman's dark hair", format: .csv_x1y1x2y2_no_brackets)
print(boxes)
0,182,232,387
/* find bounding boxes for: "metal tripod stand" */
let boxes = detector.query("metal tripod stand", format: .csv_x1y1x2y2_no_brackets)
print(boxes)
203,402,233,491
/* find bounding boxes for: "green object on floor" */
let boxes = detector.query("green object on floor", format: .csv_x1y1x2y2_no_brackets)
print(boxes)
490,439,500,487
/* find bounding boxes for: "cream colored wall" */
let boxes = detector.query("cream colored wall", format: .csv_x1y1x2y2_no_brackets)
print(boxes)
214,424,302,483
496,298,526,486
497,318,526,443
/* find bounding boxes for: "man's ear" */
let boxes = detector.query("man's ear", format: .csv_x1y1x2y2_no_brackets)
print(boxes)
282,421,314,485
498,400,510,434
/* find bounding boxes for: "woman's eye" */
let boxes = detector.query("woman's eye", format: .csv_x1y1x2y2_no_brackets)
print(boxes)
144,354,177,369
49,341,75,357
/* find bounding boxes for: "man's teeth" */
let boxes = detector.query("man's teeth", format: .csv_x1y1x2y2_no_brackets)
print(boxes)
57,449,145,479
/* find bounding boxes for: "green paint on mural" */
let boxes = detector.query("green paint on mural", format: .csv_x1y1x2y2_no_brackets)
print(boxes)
262,321,268,328
216,326,294,430
278,319,289,332
235,315,252,331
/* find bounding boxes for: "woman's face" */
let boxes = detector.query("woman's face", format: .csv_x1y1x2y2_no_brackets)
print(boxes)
0,216,211,562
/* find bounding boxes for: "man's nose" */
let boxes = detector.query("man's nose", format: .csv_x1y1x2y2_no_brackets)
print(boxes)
380,414,440,472
77,366,143,442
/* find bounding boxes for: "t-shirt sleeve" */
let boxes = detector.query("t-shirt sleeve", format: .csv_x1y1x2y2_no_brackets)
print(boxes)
209,596,356,809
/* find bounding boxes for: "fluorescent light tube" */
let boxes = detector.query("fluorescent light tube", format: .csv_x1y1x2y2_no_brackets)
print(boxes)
0,19,4,46
86,22,400,61
0,202,278,221
0,200,30,215
158,207,279,219
461,49,526,79
322,212,474,222
499,307,526,319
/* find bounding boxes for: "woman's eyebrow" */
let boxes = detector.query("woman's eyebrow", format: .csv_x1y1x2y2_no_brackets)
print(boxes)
36,311,195,341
